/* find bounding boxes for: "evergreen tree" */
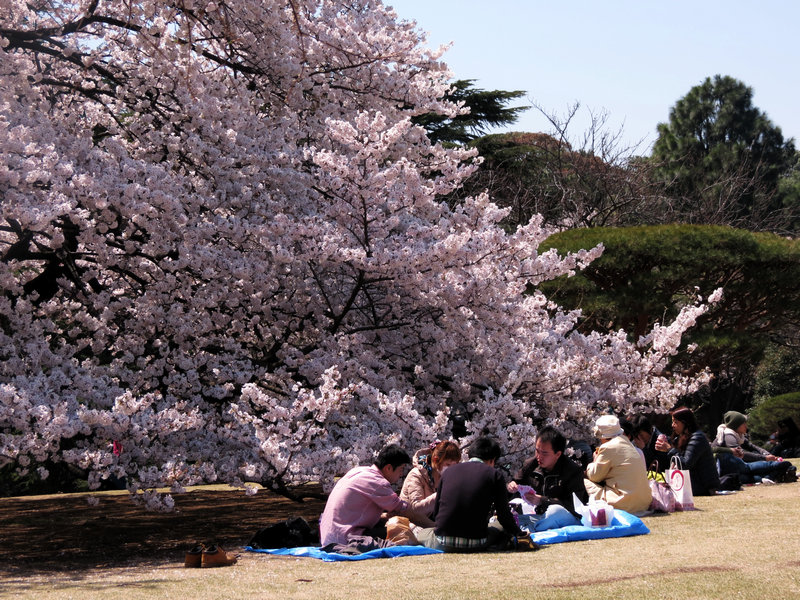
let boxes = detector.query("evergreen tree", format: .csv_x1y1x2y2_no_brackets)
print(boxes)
652,75,796,233
413,79,527,145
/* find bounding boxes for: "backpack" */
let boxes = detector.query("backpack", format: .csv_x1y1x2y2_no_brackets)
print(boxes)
248,516,318,549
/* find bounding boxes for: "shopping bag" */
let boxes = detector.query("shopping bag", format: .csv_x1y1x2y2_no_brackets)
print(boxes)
572,493,615,527
648,478,676,512
665,457,695,511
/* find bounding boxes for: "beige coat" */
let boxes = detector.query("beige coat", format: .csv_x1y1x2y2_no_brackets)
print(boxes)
585,435,652,513
400,465,438,517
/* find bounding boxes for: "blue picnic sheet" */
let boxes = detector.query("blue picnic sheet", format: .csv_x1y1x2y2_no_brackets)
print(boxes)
245,544,443,562
246,510,649,561
526,509,649,545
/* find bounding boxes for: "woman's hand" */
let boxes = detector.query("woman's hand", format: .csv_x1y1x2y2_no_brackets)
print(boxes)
654,436,672,452
507,481,518,494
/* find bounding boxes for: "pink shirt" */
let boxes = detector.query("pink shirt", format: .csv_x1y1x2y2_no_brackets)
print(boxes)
319,465,408,546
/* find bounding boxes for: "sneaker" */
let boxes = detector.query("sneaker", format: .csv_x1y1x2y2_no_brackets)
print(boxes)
761,478,776,485
184,543,205,568
201,544,239,568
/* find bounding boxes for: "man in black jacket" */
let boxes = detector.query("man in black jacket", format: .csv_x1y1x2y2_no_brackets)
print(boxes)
511,426,589,530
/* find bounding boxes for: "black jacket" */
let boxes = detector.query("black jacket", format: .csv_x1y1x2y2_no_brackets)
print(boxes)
434,460,521,539
513,454,588,518
669,430,720,496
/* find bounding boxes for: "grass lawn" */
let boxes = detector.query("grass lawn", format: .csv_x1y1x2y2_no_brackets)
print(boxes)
2,475,799,599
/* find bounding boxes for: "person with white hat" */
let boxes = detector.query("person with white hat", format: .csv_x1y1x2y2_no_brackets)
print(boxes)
584,415,652,513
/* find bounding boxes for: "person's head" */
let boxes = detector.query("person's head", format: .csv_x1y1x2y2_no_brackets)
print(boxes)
671,407,699,436
723,411,748,434
468,436,502,465
593,415,623,441
535,426,566,471
430,440,461,473
375,444,411,484
778,417,799,435
628,414,654,447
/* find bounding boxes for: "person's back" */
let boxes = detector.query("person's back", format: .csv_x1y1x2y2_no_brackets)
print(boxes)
319,464,405,546
586,429,651,513
427,436,524,552
435,460,506,540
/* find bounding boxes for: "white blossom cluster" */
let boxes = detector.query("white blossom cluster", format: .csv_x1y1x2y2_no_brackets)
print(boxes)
0,0,717,506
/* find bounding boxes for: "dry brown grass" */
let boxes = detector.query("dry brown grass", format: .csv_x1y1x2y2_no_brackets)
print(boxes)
2,477,800,600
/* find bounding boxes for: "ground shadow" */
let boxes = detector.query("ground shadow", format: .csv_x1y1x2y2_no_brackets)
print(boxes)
0,487,326,576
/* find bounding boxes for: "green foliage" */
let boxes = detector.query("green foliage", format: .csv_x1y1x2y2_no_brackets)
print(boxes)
539,225,800,376
753,345,800,403
652,75,796,232
414,79,528,145
748,392,800,440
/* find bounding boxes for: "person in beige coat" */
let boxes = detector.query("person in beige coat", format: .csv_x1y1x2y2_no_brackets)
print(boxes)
584,415,652,513
400,440,461,517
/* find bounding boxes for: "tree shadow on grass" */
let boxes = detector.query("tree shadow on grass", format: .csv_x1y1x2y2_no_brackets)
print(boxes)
0,487,326,576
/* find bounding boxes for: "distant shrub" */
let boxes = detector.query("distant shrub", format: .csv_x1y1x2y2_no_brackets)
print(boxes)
747,392,800,442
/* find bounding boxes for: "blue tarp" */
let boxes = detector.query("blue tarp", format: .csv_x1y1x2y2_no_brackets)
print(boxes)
245,510,649,561
245,544,443,562
527,509,650,545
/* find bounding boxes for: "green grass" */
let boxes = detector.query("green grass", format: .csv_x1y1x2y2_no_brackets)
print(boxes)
3,478,800,599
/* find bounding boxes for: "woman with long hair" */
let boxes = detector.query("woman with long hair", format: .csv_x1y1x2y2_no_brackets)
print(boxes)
654,407,720,496
400,440,461,517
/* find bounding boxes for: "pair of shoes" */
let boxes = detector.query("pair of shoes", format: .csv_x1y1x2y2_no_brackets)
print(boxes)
184,543,239,568
200,544,239,568
184,543,205,568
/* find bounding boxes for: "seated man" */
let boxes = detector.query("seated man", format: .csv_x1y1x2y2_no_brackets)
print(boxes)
584,415,652,513
418,436,531,552
319,444,434,548
510,425,588,531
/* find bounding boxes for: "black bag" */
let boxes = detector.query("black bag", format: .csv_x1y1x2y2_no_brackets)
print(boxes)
778,464,797,483
248,516,318,549
718,473,741,491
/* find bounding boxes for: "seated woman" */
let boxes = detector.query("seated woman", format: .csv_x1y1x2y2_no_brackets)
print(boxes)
655,407,719,495
770,417,800,459
584,415,652,513
400,440,461,518
712,411,792,484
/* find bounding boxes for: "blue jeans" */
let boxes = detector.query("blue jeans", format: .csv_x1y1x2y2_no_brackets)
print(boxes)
518,504,580,532
717,453,785,483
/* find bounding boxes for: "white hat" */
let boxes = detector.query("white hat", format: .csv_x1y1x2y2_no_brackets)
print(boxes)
594,415,623,439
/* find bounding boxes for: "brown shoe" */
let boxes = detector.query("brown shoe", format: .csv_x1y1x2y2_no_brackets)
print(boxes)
201,544,238,568
184,543,205,568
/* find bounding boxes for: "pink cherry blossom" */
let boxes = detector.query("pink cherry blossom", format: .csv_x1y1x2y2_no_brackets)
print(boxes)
0,1,716,507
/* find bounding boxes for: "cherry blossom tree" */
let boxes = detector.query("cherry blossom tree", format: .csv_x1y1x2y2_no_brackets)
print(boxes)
0,0,716,505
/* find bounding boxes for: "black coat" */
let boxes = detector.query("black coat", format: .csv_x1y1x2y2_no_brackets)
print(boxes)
434,460,521,539
669,430,720,496
513,454,588,518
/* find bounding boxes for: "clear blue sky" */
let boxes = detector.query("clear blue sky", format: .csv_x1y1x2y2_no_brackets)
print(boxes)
388,1,800,155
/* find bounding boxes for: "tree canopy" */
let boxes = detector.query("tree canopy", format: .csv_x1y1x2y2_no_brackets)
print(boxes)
540,225,800,377
413,79,528,146
651,75,797,233
0,0,712,504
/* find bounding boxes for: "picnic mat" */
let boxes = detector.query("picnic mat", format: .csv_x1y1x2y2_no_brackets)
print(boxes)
245,544,443,562
526,509,649,545
246,511,649,560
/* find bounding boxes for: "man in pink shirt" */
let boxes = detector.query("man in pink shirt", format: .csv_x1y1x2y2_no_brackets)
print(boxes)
320,445,434,546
